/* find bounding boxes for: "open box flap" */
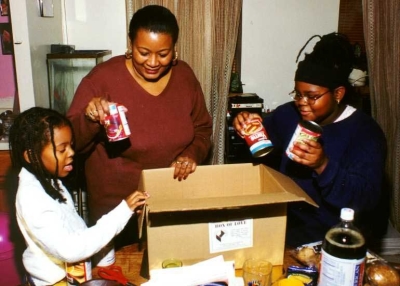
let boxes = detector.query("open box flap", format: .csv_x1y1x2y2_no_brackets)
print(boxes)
146,191,313,213
137,204,146,239
259,164,318,207
137,163,317,214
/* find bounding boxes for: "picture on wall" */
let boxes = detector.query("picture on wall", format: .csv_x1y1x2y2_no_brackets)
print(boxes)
0,23,13,55
40,0,54,18
0,0,9,16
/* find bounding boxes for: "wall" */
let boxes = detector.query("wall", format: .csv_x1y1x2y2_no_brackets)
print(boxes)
0,11,15,110
5,1,64,111
241,0,340,109
62,0,339,108
22,0,125,108
25,0,64,108
13,1,339,110
63,1,127,56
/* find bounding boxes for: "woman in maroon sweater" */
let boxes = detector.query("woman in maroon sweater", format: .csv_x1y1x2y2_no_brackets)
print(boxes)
67,5,212,254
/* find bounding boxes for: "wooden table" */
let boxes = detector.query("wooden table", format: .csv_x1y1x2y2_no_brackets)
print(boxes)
92,243,299,285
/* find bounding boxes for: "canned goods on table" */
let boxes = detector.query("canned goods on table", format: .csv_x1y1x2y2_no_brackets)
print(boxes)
66,259,92,285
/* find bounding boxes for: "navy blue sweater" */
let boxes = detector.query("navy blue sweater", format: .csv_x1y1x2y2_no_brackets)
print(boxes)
262,102,388,246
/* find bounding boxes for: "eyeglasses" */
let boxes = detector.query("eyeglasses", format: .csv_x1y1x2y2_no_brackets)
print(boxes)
289,89,331,105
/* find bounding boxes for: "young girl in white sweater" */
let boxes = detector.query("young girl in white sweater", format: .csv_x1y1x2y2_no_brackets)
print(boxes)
9,107,149,285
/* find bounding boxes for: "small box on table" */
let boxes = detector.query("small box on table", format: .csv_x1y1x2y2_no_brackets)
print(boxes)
137,163,317,271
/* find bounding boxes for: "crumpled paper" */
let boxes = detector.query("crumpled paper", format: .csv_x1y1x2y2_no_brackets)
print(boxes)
141,255,244,286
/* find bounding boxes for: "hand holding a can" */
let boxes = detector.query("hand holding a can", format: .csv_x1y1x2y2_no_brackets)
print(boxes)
85,97,128,124
171,156,197,181
289,138,328,174
232,111,263,138
85,97,131,142
233,112,273,158
286,121,327,174
85,97,110,123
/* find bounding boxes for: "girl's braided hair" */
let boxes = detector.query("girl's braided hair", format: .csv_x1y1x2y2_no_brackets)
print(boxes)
9,107,74,203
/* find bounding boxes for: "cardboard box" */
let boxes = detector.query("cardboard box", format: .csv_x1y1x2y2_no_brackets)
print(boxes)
138,163,317,271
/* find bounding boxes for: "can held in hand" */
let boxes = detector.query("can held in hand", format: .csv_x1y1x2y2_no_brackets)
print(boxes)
104,103,131,142
286,120,322,160
242,118,273,158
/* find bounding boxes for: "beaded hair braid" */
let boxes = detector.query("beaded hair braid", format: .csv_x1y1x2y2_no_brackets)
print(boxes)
9,107,74,203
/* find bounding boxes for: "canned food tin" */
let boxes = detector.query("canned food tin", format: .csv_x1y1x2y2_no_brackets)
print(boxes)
162,258,183,268
242,118,273,158
286,120,322,160
66,259,92,285
104,103,131,142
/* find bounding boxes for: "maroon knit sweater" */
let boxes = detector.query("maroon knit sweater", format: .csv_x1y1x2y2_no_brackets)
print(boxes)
67,56,212,222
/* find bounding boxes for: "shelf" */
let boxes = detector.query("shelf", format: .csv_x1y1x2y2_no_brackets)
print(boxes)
47,50,111,59
0,141,9,150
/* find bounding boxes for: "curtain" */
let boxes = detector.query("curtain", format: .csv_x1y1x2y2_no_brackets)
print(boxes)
362,0,400,232
126,0,242,164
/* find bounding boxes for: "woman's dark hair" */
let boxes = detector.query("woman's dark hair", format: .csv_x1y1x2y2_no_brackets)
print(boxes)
128,5,179,44
9,107,74,203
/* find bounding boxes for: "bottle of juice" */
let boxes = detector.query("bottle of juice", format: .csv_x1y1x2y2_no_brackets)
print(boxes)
318,208,366,286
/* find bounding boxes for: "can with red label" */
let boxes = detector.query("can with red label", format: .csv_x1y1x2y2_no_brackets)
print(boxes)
286,120,323,160
104,103,131,142
242,118,273,158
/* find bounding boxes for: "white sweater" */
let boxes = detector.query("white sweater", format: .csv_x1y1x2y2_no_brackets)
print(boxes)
16,168,133,285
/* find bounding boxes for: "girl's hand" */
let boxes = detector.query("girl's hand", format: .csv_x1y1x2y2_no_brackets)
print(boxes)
124,191,150,213
171,156,197,181
232,112,262,138
289,139,328,174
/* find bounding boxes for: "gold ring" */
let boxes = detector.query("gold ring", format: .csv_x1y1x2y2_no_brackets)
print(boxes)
176,161,182,164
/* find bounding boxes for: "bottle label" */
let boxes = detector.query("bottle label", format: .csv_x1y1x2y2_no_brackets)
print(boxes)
319,249,365,286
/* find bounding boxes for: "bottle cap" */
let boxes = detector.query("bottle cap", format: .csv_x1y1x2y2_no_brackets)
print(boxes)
340,208,354,221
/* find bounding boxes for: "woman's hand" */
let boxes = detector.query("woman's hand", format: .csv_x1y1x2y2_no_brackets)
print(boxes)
232,111,262,138
124,191,150,214
171,156,197,181
85,97,125,124
289,139,328,174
